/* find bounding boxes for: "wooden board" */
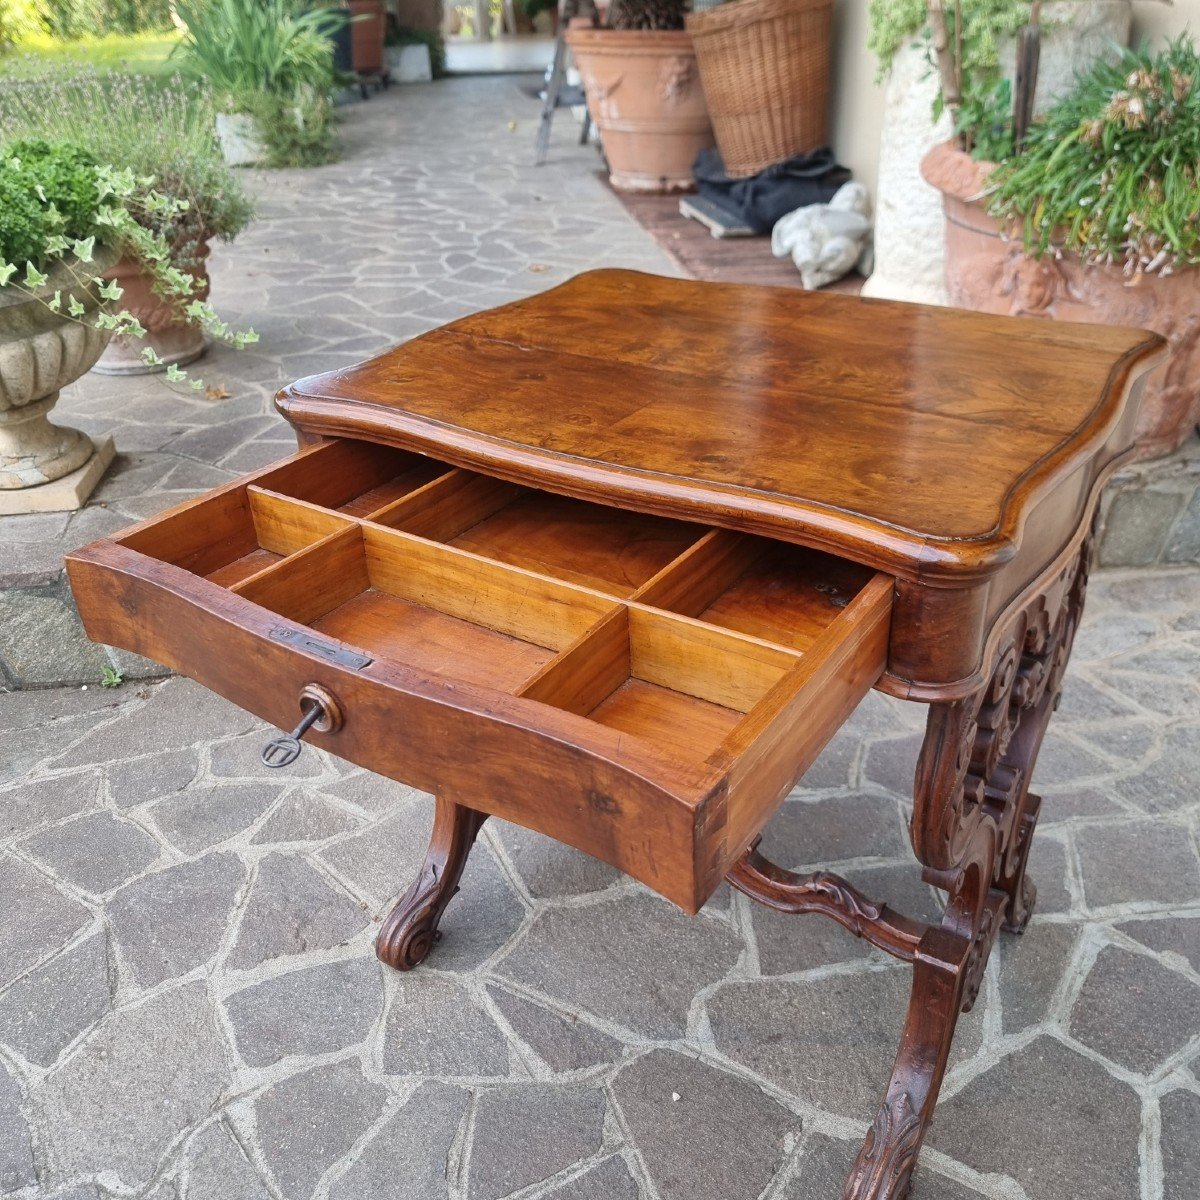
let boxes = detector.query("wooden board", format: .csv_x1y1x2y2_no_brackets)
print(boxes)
312,590,556,693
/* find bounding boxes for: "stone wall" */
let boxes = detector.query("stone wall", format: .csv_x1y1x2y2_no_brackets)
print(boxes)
1096,435,1200,567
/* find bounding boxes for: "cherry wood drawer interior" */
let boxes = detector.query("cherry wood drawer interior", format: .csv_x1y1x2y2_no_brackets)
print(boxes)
86,437,894,904
368,469,707,597
234,523,613,694
117,440,453,587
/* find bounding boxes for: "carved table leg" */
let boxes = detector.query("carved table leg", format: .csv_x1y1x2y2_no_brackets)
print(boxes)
376,795,488,971
840,533,1092,1200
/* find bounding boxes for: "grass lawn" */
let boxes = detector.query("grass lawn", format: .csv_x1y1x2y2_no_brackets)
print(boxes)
0,31,181,78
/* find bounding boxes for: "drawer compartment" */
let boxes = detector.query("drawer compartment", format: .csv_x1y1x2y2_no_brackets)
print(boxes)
68,438,893,912
251,438,448,516
120,481,354,587
369,469,706,596
522,607,801,762
634,530,875,653
235,524,614,694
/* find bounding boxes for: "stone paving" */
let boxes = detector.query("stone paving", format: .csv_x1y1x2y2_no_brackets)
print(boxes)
1,77,1199,1200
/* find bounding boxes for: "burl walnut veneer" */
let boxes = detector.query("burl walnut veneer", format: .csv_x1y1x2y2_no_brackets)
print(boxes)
67,270,1166,1200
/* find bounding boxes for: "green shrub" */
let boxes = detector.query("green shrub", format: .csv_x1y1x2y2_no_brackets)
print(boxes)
173,0,344,102
0,135,257,378
0,0,45,49
0,138,99,263
248,86,337,167
0,140,100,265
38,0,172,38
988,38,1200,275
867,0,1031,79
172,0,346,166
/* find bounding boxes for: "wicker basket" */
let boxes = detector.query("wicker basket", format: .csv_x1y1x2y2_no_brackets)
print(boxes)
686,0,833,179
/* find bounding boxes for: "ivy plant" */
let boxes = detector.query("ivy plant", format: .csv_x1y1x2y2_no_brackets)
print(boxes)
0,138,256,383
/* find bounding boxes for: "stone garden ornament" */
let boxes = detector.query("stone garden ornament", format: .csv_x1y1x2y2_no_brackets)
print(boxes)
771,182,873,290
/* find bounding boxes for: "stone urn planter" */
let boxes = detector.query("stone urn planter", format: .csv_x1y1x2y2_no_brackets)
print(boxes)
566,28,714,192
93,242,210,376
0,251,117,509
921,141,1200,462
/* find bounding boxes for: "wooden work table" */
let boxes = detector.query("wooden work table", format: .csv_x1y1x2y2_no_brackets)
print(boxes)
69,270,1166,1200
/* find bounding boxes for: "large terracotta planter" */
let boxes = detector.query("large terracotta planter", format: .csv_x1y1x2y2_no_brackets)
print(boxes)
0,253,115,491
922,141,1200,461
566,28,714,193
93,243,210,377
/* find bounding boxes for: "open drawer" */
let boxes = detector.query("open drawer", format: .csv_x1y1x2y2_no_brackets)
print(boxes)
67,437,893,911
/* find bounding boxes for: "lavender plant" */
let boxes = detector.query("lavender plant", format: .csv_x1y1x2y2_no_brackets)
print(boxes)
0,68,253,255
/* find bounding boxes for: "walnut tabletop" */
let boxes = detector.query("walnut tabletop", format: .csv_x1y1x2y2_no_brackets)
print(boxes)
279,269,1164,579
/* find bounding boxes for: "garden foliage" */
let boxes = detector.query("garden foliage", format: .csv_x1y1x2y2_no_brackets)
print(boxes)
0,68,253,247
173,0,346,166
989,39,1200,274
0,135,257,379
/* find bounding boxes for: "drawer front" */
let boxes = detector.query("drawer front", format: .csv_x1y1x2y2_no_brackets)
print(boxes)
68,438,892,911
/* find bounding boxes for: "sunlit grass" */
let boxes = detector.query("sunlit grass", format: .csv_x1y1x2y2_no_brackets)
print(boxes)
0,31,182,79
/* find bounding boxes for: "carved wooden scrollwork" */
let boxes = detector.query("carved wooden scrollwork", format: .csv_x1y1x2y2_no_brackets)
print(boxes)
375,797,488,972
839,530,1094,1200
912,530,1092,924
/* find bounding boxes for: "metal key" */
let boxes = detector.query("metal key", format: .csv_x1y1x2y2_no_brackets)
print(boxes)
261,702,324,769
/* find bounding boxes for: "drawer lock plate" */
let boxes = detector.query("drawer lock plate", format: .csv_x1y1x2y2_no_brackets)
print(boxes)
271,626,373,669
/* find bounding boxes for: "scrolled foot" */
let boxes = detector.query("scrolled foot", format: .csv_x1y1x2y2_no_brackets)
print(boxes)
373,795,487,973
844,1089,923,1200
376,865,449,971
841,927,969,1200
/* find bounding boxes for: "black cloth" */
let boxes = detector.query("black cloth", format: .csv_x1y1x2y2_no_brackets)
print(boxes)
692,146,851,235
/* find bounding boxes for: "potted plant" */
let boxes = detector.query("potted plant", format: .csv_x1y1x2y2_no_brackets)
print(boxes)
919,9,1199,460
384,24,446,81
0,138,256,508
173,0,347,168
566,0,714,192
0,70,254,375
860,0,1131,306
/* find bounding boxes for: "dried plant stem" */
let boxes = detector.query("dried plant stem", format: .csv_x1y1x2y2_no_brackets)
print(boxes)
928,0,962,119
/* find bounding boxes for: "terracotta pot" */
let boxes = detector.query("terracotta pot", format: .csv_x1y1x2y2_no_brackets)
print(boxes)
922,140,1200,462
566,28,714,193
92,242,210,377
349,0,387,74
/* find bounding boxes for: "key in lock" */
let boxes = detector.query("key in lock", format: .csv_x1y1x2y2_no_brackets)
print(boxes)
261,701,325,769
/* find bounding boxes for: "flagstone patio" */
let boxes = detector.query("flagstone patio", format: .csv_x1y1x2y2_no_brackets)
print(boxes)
0,76,1198,1200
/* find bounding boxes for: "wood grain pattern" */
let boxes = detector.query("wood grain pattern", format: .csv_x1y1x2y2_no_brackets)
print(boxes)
313,591,556,693
253,436,447,513
279,269,1165,576
718,573,894,871
448,490,705,596
360,524,616,650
